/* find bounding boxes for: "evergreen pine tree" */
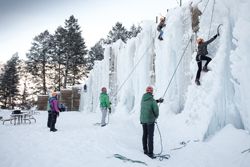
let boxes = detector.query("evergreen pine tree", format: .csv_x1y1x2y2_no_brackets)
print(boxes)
105,22,129,44
0,53,20,109
128,24,142,38
87,39,105,70
51,26,67,90
18,60,36,109
26,30,53,95
63,15,88,87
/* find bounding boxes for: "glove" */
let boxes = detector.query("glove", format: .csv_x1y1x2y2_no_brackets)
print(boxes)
213,34,218,38
156,98,164,103
108,108,111,113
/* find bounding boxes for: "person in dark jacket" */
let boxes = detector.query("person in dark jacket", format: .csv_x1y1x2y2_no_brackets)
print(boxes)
140,86,164,159
157,17,166,40
83,84,87,92
195,33,219,85
48,92,60,132
99,87,111,127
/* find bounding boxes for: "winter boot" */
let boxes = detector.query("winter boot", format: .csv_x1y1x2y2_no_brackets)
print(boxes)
50,129,57,132
158,35,163,40
202,66,210,72
195,79,201,86
101,123,106,127
147,153,156,159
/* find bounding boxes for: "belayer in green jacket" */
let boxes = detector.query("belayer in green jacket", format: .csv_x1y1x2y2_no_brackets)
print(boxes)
140,86,164,159
99,87,111,127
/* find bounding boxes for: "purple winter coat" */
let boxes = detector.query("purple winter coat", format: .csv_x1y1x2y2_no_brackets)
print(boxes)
49,97,60,113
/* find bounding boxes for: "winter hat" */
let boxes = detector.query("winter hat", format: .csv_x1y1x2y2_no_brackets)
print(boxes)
101,87,107,93
146,86,153,93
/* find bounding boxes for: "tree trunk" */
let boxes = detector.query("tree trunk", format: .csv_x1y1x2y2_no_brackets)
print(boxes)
72,58,76,85
4,97,7,108
42,57,47,95
58,59,61,91
64,54,69,88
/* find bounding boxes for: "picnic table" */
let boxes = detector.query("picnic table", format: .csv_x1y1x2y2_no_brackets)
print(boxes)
1,110,36,125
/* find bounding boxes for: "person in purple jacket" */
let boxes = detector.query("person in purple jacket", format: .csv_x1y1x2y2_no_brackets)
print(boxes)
48,92,60,132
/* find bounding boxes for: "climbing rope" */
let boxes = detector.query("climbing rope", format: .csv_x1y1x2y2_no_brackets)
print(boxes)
161,38,192,99
154,37,192,157
207,0,216,38
155,0,219,157
107,4,201,156
242,148,250,154
106,39,155,125
114,154,148,165
197,0,216,39
156,0,217,158
202,0,211,13
112,43,153,98
175,0,180,6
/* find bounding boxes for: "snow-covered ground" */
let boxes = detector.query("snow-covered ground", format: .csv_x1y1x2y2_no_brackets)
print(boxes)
0,110,249,167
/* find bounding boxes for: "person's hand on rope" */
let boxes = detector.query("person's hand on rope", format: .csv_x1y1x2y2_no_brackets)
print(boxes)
156,98,164,103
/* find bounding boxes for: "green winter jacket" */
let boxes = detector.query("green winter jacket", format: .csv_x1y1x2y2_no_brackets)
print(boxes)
99,92,111,108
140,93,159,124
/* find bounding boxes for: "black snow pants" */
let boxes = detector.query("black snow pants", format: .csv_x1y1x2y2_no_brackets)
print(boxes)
142,123,155,156
47,110,52,128
50,112,58,131
195,55,212,81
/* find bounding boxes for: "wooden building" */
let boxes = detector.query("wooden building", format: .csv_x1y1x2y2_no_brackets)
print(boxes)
37,87,81,111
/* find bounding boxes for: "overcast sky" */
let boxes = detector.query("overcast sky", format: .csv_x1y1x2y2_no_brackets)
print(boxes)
0,0,189,62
